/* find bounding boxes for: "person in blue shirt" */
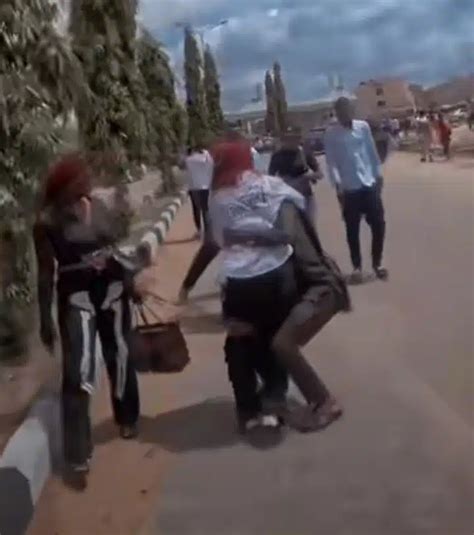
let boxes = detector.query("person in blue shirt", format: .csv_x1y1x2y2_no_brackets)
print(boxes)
324,97,388,282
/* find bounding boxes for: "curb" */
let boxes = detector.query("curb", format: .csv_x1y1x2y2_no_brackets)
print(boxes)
0,192,186,535
136,190,187,266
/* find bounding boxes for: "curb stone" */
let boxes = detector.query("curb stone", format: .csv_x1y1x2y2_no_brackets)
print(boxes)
0,192,186,535
136,190,187,266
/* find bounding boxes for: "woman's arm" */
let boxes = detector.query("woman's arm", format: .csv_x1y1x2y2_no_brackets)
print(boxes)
33,221,56,350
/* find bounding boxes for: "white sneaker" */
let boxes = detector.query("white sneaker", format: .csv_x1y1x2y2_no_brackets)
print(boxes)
350,268,363,284
244,418,261,432
260,414,280,428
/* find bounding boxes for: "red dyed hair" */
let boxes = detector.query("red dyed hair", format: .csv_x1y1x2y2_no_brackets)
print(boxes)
42,153,92,207
211,140,254,190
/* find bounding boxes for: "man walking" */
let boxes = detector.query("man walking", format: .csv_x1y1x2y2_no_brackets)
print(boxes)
185,144,214,239
324,97,388,282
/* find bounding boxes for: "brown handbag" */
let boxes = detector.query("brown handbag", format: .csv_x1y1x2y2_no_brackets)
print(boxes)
130,300,190,374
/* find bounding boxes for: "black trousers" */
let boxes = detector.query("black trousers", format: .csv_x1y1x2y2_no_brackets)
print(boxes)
58,279,139,465
189,190,209,232
222,260,300,421
182,239,220,292
342,186,386,270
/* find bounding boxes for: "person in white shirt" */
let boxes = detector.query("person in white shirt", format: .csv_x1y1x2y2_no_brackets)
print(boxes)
185,144,214,238
209,139,346,433
416,111,434,162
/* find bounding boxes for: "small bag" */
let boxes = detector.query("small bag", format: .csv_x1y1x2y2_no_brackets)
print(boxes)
130,299,189,374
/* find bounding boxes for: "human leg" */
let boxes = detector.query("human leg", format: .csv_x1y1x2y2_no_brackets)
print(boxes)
364,189,387,276
199,189,210,232
97,282,139,436
58,293,97,469
188,190,201,232
342,192,363,271
180,239,220,299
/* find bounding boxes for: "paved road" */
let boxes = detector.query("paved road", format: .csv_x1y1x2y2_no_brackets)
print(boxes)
29,153,473,535
144,153,474,535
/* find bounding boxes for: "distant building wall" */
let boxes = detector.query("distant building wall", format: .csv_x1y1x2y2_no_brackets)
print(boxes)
355,79,416,119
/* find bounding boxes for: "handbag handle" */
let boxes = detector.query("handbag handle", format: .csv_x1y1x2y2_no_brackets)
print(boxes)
132,298,171,326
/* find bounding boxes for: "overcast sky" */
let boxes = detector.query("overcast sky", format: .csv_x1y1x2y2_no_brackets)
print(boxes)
140,0,474,111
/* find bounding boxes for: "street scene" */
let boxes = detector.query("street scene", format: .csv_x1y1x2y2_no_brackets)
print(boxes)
0,1,473,535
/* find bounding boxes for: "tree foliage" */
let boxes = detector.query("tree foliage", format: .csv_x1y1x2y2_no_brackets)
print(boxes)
137,29,187,190
184,27,209,147
204,45,224,135
0,0,86,306
264,70,278,135
273,62,288,133
70,0,150,181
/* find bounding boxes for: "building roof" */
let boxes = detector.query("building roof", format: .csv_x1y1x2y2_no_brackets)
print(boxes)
225,91,356,120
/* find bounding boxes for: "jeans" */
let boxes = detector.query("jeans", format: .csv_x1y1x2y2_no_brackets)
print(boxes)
342,186,386,270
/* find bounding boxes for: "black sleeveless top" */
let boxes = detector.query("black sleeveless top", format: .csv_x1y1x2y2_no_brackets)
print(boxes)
41,198,126,294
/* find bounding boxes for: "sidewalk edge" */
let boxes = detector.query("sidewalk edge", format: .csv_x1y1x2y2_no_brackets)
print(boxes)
136,191,187,265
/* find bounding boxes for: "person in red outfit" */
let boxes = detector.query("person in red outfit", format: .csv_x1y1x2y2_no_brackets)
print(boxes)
437,113,452,159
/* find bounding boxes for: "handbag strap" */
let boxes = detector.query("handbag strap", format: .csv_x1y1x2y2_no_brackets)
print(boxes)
132,297,172,326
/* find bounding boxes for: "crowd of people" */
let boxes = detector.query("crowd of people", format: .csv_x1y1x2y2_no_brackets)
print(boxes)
34,96,392,486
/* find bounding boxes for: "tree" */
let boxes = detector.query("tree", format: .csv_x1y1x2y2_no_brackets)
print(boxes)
0,0,86,355
204,45,224,135
137,29,187,191
264,70,278,135
184,27,209,147
70,0,150,182
273,62,288,133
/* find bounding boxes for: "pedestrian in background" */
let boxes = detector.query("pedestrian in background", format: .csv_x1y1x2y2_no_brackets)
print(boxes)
324,97,388,283
185,144,214,239
437,113,452,159
416,110,434,162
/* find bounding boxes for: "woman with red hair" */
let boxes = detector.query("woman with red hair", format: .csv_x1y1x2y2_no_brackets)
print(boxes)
33,154,140,484
209,139,349,433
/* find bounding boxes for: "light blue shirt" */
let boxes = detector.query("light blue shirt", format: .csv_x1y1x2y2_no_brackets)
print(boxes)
324,120,381,192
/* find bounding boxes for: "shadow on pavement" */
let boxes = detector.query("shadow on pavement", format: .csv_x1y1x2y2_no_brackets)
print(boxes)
94,398,286,453
94,399,238,452
344,272,378,286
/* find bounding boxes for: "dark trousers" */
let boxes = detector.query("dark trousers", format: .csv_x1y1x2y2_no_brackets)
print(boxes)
342,186,386,270
58,280,139,465
182,239,220,292
189,190,209,232
223,261,297,421
441,138,451,158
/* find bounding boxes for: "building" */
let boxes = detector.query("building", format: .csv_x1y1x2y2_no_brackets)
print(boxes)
224,90,356,135
355,78,416,119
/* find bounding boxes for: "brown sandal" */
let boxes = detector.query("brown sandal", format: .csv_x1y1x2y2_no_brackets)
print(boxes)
289,398,343,433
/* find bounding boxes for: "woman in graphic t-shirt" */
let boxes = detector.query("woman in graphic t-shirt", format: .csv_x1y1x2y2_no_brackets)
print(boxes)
209,140,348,434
